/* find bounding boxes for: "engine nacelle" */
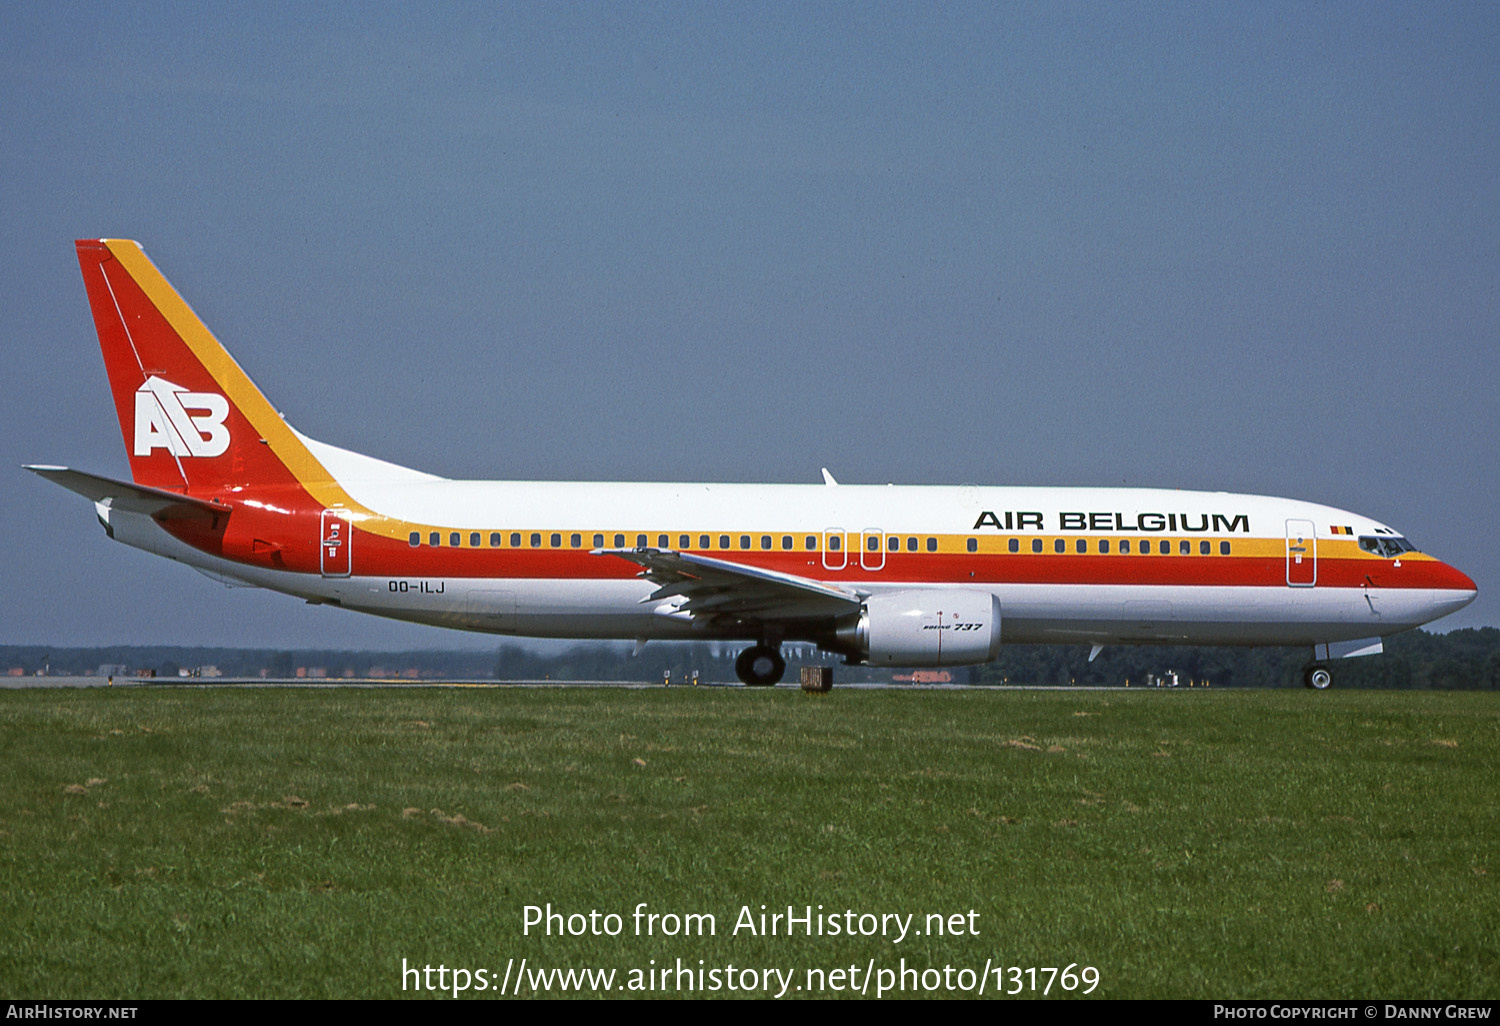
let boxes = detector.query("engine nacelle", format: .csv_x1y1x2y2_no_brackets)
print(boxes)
835,589,1002,667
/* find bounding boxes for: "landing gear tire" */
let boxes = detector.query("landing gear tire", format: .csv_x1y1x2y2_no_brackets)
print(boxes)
1304,665,1333,690
736,645,786,687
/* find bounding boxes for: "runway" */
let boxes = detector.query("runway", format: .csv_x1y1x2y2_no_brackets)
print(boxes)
1,675,1148,691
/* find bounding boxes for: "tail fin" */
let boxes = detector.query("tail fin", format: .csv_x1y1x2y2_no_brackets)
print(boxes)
75,239,330,496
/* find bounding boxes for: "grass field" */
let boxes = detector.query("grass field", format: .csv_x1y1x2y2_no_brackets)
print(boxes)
0,685,1495,999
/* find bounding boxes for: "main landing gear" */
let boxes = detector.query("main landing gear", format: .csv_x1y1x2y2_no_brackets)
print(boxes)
1303,664,1333,690
735,645,786,687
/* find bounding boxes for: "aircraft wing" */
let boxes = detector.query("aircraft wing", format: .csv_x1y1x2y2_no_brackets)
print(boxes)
593,547,862,622
25,465,228,521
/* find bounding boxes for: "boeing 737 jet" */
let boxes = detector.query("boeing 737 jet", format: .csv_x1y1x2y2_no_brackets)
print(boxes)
29,240,1477,687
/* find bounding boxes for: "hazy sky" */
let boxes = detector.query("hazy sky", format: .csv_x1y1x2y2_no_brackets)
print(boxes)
4,2,1497,648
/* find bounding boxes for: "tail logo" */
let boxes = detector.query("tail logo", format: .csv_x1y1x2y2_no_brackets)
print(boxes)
133,376,231,458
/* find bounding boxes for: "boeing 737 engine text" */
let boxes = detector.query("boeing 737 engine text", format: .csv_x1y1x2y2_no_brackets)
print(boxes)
28,240,1477,687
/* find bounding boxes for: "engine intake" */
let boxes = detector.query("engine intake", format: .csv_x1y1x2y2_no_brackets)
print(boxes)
834,589,1002,667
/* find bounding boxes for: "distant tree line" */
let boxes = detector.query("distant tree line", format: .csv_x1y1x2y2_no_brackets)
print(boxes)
0,646,497,681
2,628,1496,688
990,628,1500,688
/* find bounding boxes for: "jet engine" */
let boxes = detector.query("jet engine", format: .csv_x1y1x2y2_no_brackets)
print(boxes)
833,589,1002,666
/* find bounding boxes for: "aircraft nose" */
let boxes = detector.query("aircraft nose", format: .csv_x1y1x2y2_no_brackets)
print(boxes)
1434,561,1478,614
1447,562,1476,595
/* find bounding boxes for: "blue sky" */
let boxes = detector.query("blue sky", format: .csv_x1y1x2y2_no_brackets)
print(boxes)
4,2,1497,648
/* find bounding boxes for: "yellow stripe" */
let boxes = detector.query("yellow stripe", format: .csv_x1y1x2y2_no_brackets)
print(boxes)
406,531,1435,560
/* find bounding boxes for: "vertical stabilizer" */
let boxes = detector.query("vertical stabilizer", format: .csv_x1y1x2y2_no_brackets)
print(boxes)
75,239,330,496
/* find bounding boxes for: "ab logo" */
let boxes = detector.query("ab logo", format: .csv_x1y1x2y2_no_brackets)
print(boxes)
133,376,231,457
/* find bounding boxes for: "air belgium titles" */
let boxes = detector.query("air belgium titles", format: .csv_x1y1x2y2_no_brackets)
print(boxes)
972,511,1251,533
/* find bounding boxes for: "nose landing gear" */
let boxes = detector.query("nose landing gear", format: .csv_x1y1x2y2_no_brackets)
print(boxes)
1303,664,1333,690
735,645,786,686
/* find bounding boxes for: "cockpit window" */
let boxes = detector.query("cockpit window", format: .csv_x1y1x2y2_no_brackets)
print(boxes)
1359,535,1418,558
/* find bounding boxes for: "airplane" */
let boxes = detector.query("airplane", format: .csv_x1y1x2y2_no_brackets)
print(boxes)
28,239,1477,689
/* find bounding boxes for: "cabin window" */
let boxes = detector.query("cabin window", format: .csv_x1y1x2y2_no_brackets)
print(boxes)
429,532,441,547
409,532,421,547
510,532,521,547
1032,538,1043,553
1100,539,1110,554
967,538,978,553
681,534,691,549
491,532,503,547
700,534,711,549
1076,539,1087,554
1052,538,1064,553
593,533,604,548
1220,541,1231,555
782,536,793,550
470,532,481,547
634,533,645,547
907,537,918,552
571,533,582,548
927,537,937,552
1200,540,1210,555
888,536,899,552
1158,540,1169,555
1008,538,1019,553
1180,540,1191,555
829,535,841,551
866,536,879,552
805,536,818,550
658,534,669,548
761,535,772,550
530,532,541,548
550,532,561,547
1140,540,1152,555
720,534,730,549
450,532,462,547
1120,539,1130,553
740,535,751,549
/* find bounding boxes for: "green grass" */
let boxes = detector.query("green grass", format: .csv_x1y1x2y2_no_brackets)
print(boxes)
0,686,1495,998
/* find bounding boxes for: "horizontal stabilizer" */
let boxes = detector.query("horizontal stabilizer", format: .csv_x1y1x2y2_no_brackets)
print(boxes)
25,465,228,521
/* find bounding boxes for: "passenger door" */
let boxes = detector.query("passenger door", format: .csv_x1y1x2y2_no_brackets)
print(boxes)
1286,519,1316,587
320,508,352,577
